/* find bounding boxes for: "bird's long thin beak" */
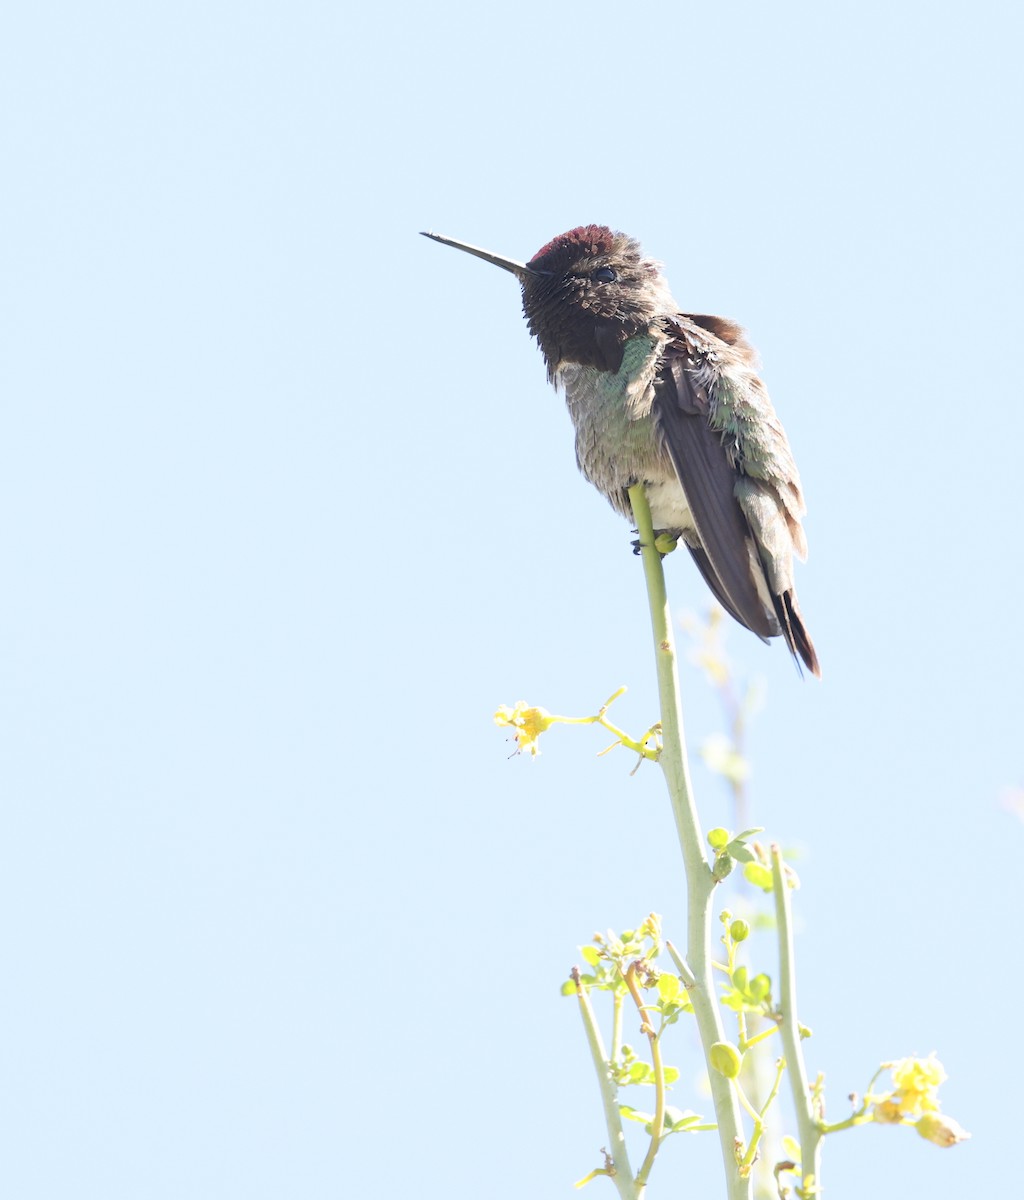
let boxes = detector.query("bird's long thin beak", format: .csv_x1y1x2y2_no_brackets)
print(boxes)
420,231,541,278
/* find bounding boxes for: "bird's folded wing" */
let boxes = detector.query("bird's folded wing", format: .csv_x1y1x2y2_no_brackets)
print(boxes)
653,323,778,641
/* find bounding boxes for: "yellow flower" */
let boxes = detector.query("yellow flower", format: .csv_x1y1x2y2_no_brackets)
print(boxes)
915,1113,971,1147
886,1054,947,1117
494,702,554,757
868,1054,968,1146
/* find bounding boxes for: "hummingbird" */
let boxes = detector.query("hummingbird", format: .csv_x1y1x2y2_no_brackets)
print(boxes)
421,225,820,677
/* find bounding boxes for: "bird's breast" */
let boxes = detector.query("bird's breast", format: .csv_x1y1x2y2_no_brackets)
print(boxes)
557,334,693,532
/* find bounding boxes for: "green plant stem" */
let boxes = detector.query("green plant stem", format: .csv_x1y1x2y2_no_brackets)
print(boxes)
820,1067,885,1134
611,990,624,1062
740,1055,786,1172
724,933,750,1051
571,969,638,1200
740,1025,779,1052
628,485,749,1200
554,711,658,760
818,1111,872,1135
622,962,665,1189
772,844,823,1195
664,940,696,990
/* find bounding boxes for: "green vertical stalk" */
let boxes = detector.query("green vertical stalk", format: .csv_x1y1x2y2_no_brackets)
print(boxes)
572,971,638,1200
627,485,750,1200
772,844,822,1195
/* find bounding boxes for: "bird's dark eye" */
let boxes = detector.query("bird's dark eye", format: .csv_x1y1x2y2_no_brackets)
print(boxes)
592,266,617,284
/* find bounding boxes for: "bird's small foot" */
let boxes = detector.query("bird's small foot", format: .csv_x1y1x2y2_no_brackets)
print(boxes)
631,531,679,557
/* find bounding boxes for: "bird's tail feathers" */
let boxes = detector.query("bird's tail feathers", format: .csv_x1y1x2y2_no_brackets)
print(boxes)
776,590,821,679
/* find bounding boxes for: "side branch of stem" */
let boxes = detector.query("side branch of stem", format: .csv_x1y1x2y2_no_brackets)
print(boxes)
772,844,823,1195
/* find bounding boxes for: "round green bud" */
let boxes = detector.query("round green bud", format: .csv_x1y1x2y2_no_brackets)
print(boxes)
730,919,750,942
708,827,730,849
712,853,734,881
710,1041,743,1079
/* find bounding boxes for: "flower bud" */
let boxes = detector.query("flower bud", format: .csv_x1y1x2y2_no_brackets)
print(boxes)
710,1041,742,1079
712,853,735,881
872,1099,903,1124
915,1113,971,1147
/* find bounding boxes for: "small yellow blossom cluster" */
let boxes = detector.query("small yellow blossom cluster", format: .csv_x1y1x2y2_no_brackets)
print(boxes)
494,702,554,757
870,1055,970,1147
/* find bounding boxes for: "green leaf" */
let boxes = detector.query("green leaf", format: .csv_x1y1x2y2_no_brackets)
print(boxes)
748,974,771,1002
719,988,742,1013
628,1062,654,1085
731,965,748,991
733,827,764,842
560,979,577,996
657,973,681,1004
664,1107,703,1131
619,1105,653,1126
662,1066,680,1085
581,945,601,967
719,988,745,1013
782,1135,802,1163
660,1003,687,1026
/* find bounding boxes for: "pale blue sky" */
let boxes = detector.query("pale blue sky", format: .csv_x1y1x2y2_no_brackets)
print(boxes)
3,3,1021,1197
